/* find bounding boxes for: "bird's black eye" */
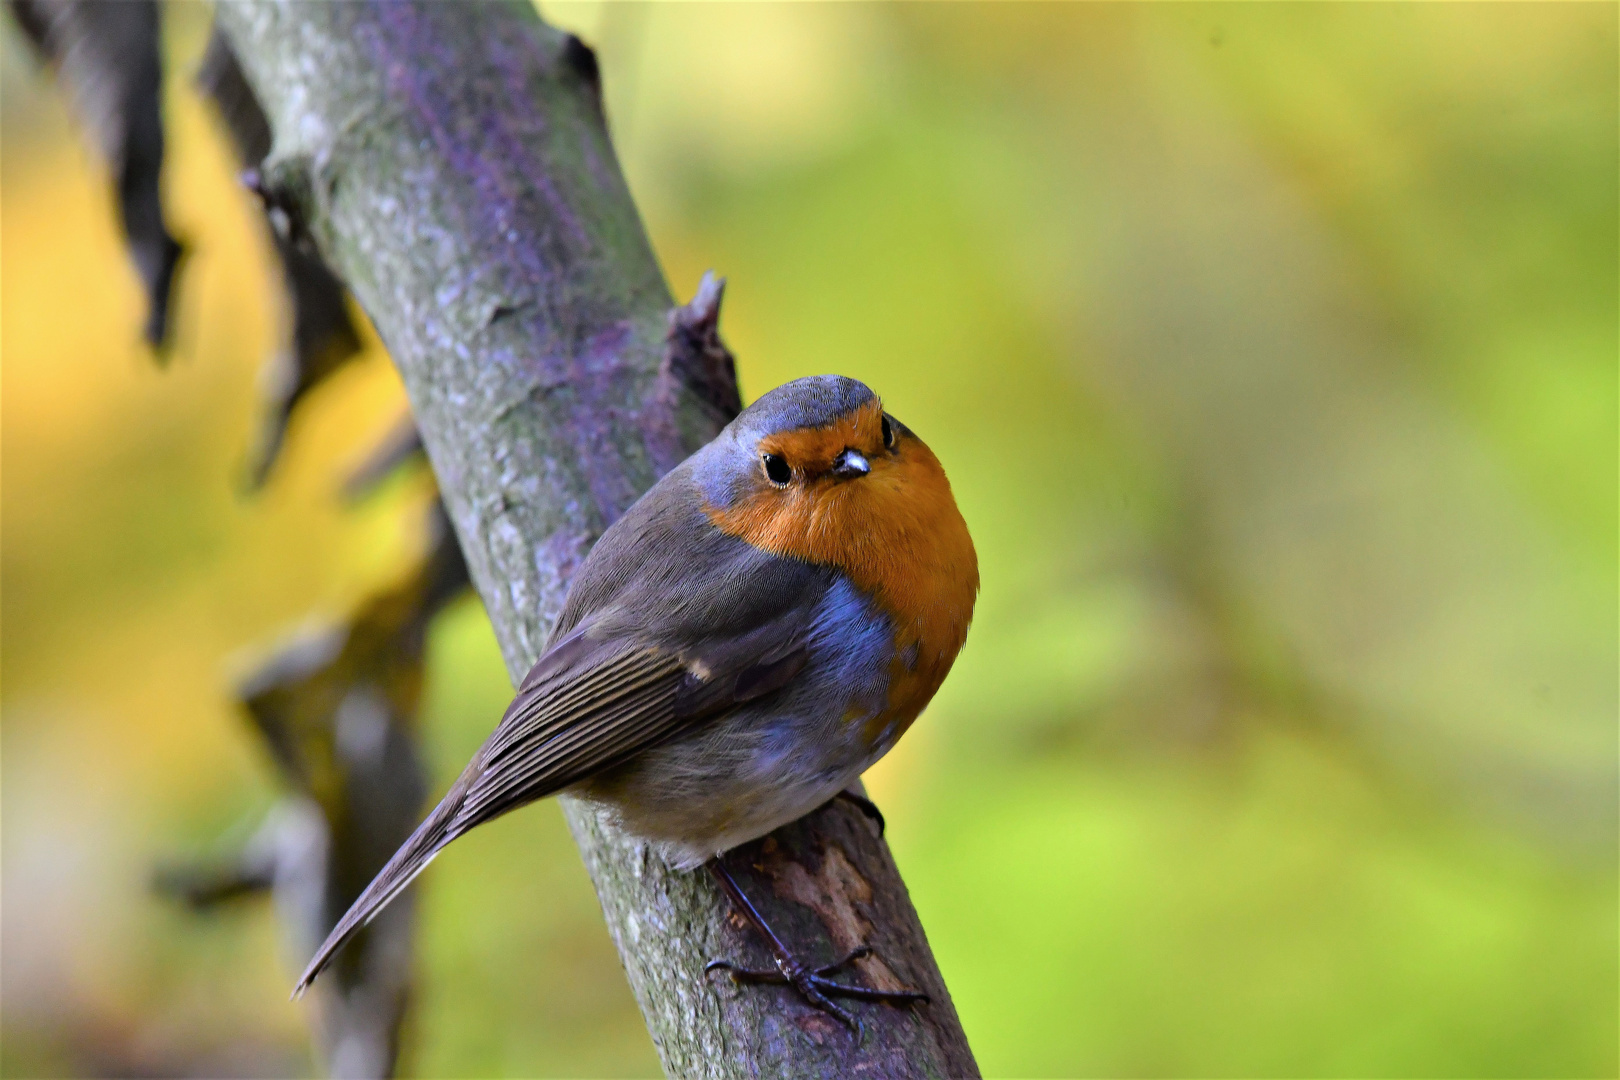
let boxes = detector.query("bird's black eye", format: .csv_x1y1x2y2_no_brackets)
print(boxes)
881,414,896,451
762,452,791,485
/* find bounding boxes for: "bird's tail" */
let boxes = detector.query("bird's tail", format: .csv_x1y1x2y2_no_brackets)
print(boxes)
292,774,472,997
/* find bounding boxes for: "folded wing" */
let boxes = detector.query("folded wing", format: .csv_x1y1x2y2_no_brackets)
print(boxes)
293,618,809,995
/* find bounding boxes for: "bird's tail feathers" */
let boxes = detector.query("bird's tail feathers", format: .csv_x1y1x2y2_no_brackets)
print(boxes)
291,777,469,998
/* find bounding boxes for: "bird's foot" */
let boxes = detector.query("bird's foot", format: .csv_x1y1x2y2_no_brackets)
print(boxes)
704,859,927,1035
706,944,928,1034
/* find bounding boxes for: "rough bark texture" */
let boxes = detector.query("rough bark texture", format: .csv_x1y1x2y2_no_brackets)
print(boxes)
213,3,978,1077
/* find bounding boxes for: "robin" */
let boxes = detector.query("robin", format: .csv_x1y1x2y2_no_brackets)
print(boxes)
294,374,978,1028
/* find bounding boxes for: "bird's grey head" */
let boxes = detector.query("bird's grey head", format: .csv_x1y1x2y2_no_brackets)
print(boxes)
732,375,876,439
692,375,879,509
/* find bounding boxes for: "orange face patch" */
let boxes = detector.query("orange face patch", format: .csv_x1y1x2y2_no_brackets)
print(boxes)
705,404,979,735
755,400,889,480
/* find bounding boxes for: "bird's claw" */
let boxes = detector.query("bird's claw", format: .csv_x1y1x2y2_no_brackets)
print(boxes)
704,943,926,1036
703,859,926,1038
705,943,872,981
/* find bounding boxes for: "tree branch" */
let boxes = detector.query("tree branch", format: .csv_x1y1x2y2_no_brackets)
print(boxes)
214,3,977,1075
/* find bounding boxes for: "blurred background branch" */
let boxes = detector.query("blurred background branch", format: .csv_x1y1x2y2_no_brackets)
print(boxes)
156,491,470,1078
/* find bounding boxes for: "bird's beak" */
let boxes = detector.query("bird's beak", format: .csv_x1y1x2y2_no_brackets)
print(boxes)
831,448,870,479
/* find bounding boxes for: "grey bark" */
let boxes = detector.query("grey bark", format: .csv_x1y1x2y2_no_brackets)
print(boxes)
212,3,978,1078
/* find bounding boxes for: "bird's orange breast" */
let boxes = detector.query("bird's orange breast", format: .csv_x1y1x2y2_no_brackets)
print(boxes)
704,412,978,738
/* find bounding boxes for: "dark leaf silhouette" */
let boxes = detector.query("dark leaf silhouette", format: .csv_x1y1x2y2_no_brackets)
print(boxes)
196,26,364,489
11,0,183,351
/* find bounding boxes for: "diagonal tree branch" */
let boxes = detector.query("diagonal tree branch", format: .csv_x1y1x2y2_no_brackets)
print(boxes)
213,3,978,1075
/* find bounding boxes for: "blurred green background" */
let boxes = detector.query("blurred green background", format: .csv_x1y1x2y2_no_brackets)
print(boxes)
2,3,1615,1077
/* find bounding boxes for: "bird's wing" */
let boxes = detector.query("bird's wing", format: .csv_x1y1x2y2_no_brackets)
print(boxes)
292,605,813,996
460,621,810,826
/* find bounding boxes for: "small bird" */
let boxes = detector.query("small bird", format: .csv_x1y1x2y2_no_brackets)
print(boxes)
294,375,978,1026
